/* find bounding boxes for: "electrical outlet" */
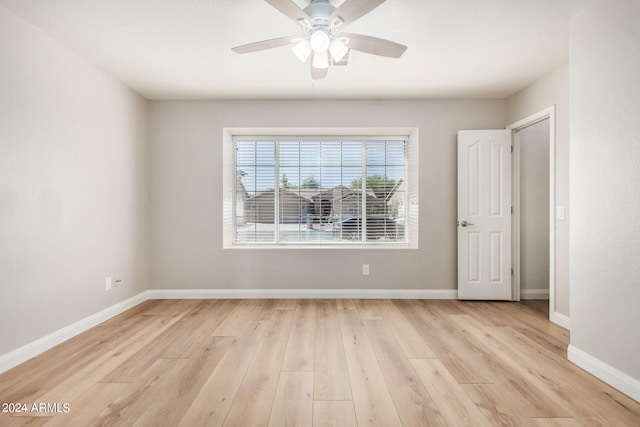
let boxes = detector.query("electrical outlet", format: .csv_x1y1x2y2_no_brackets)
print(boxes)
362,264,370,276
115,278,122,287
105,277,112,291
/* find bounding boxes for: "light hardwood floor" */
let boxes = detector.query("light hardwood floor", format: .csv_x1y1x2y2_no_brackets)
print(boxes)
1,299,639,426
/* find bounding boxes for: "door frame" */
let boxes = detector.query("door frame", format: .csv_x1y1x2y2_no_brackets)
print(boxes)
506,106,556,319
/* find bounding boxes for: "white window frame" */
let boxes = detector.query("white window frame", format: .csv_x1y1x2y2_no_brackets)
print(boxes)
223,127,419,249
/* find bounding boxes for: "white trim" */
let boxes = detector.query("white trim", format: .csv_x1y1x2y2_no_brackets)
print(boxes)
520,289,550,300
507,106,558,324
568,345,640,403
551,311,571,330
511,132,522,301
148,288,457,300
0,291,149,375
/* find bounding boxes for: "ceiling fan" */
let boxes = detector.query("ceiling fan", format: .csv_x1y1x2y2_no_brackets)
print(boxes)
232,0,407,79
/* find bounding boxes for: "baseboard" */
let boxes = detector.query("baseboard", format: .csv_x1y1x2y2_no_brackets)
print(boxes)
520,288,550,300
148,288,458,300
550,311,571,330
568,344,640,403
0,291,149,375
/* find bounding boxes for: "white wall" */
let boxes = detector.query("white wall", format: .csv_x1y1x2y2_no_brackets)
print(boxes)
569,0,640,397
0,6,149,356
507,64,570,316
149,99,505,293
519,120,550,293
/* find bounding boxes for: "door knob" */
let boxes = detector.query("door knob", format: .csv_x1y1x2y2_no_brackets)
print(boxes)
461,220,475,227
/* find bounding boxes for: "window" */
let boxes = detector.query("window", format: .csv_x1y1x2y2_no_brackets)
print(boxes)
233,136,408,245
223,128,418,248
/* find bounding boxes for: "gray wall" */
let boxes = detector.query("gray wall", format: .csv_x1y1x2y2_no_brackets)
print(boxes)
519,120,550,292
570,0,640,383
0,6,149,355
149,99,505,292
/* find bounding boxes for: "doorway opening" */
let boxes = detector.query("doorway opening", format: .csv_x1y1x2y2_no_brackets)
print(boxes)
507,107,556,321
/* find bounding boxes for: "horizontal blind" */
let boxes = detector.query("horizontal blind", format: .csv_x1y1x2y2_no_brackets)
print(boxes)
365,140,407,242
235,140,277,243
234,137,407,245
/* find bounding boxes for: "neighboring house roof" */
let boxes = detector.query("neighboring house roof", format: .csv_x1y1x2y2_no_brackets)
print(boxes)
245,188,312,203
295,188,323,201
385,178,405,202
244,185,393,206
236,176,249,200
312,185,351,201
245,185,356,202
331,188,378,203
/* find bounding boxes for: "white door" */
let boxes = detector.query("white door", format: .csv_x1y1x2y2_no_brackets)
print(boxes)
457,130,512,300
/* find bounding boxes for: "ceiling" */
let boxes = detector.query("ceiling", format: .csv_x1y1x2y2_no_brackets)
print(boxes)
0,0,590,100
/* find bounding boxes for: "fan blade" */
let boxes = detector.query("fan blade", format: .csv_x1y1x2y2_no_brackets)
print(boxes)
330,0,386,26
341,32,407,58
265,0,310,23
232,36,297,54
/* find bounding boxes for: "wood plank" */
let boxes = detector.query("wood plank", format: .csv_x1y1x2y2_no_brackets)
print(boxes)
178,319,269,427
336,299,357,311
136,299,200,317
47,358,188,426
314,300,352,401
532,418,584,427
461,383,544,426
10,313,186,411
313,401,358,427
212,299,259,336
488,326,640,426
42,382,132,426
267,371,313,427
128,358,202,427
96,300,159,327
0,300,183,400
275,299,299,310
223,309,295,426
374,299,437,359
337,307,402,426
396,299,496,384
354,299,382,320
0,416,49,427
0,324,116,399
101,300,234,382
445,314,571,418
411,358,494,427
362,319,447,426
49,337,232,426
282,299,316,371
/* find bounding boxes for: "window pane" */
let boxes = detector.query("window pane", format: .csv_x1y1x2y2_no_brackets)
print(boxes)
342,141,362,166
364,139,406,242
235,140,276,243
233,137,407,245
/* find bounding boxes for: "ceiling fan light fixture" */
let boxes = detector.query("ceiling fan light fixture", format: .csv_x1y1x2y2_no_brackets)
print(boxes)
330,17,345,30
312,51,329,69
231,0,408,80
329,37,349,62
292,39,312,62
297,17,312,30
310,30,330,53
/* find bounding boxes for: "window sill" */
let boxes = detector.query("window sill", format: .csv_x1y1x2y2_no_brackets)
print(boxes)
226,243,415,250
